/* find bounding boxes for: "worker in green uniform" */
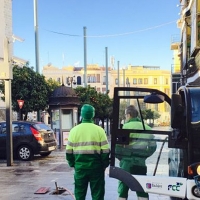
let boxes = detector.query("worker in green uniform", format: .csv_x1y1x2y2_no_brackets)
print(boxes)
115,105,157,200
66,104,110,200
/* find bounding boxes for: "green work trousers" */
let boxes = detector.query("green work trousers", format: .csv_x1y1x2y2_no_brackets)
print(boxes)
74,168,105,200
118,159,149,199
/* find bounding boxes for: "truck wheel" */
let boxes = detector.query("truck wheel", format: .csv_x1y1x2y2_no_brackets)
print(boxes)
17,145,33,161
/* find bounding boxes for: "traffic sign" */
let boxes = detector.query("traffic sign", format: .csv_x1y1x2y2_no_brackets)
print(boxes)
17,100,24,109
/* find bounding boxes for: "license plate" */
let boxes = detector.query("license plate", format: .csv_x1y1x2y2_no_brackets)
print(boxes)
48,146,55,151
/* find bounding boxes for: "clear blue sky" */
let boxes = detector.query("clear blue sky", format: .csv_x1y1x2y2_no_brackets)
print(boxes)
12,0,180,72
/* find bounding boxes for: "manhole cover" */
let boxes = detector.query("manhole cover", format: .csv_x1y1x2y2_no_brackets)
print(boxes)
49,163,72,172
50,188,66,195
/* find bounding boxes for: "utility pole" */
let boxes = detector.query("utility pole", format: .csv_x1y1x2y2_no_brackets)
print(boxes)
105,47,109,135
123,68,125,96
34,0,39,73
83,27,87,87
34,0,41,121
105,47,108,93
117,61,120,87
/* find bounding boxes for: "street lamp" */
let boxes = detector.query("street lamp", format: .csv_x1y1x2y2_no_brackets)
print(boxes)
126,77,130,87
67,76,76,88
126,77,130,105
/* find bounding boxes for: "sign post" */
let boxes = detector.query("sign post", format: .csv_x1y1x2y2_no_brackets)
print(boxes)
17,100,24,120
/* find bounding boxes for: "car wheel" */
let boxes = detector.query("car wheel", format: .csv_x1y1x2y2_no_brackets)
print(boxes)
40,152,51,157
17,145,33,161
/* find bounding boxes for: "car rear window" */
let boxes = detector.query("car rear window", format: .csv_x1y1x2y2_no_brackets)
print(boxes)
33,123,52,131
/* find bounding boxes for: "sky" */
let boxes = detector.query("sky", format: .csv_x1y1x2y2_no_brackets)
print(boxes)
12,0,181,72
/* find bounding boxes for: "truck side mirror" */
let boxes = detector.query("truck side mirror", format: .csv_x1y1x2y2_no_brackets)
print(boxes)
143,92,164,104
171,94,183,128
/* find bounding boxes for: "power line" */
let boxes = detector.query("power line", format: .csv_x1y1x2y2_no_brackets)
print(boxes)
43,28,80,37
42,20,177,38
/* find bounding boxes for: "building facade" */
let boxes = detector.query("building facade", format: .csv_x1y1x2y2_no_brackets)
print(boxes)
43,64,171,97
0,0,13,61
0,0,13,109
42,64,171,124
176,0,200,84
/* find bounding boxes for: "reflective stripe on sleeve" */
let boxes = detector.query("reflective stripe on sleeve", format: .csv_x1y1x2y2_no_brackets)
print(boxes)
73,149,101,154
67,140,108,147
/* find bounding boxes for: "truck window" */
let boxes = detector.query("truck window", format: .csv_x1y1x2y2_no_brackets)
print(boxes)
190,88,200,123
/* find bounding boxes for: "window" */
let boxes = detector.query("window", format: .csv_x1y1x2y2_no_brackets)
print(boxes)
12,123,25,133
103,76,106,85
57,77,60,83
115,78,118,85
166,78,168,84
102,88,106,93
88,74,96,83
77,76,81,85
87,76,91,83
96,74,100,83
138,78,142,84
0,123,6,134
88,75,99,83
144,78,148,84
13,125,19,132
154,78,157,84
190,88,200,123
133,78,137,84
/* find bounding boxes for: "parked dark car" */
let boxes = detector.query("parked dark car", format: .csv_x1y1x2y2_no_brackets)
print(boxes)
0,121,57,161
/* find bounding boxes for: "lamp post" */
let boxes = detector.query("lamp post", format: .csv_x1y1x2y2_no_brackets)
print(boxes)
67,76,76,88
126,77,130,87
126,77,130,105
117,61,120,87
123,67,126,95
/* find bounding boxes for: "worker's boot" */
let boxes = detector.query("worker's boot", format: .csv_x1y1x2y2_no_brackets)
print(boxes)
117,198,127,200
137,197,148,200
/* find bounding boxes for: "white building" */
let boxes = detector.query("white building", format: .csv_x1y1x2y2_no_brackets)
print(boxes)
0,0,13,61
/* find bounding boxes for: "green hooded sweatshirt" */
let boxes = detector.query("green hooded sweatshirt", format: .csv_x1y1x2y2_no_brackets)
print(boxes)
115,118,157,165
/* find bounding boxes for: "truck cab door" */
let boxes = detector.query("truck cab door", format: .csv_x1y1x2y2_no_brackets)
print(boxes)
109,87,172,191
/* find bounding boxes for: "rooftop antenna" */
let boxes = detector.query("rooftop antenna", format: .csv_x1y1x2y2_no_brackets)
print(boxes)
110,55,115,69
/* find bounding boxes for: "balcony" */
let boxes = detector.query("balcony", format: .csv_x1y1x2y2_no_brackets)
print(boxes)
170,34,181,50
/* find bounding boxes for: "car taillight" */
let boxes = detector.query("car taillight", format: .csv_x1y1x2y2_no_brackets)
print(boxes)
30,127,43,141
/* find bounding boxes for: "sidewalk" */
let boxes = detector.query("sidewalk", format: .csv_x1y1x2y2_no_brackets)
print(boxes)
0,145,171,200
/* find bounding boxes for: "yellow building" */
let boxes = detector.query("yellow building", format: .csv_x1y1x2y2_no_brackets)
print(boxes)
42,64,171,123
43,64,170,96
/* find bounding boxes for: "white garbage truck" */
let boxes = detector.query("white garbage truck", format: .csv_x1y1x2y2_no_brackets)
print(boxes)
109,86,200,199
